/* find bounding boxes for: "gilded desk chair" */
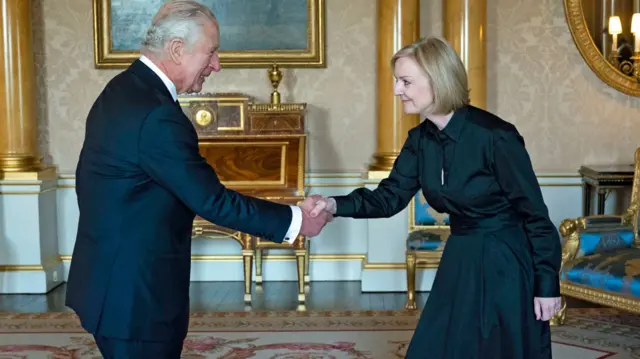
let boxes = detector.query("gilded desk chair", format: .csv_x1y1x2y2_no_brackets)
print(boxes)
405,191,450,309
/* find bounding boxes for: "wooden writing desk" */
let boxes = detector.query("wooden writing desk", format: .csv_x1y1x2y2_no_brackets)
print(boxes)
178,93,309,304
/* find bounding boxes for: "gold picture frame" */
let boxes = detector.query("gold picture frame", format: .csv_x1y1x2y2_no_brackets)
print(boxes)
93,0,325,69
564,0,640,96
408,192,450,234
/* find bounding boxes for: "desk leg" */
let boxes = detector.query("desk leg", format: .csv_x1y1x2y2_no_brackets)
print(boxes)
304,239,310,285
255,249,263,285
597,189,606,215
295,249,306,303
582,182,592,217
242,249,253,303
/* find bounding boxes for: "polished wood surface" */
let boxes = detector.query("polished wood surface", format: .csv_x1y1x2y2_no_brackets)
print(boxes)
369,0,421,172
178,93,309,304
0,282,600,313
197,137,304,197
0,0,40,172
200,144,284,182
444,0,487,109
0,282,427,313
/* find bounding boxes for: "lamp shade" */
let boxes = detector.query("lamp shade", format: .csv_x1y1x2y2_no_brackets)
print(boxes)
610,16,623,34
631,13,640,33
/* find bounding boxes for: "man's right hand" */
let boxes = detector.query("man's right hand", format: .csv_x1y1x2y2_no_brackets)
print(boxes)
297,195,333,237
299,206,332,237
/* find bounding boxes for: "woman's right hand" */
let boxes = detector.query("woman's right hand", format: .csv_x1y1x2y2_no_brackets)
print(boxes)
310,197,337,217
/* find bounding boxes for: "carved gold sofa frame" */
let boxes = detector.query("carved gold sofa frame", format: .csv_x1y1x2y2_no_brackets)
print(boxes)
554,148,640,325
405,192,450,309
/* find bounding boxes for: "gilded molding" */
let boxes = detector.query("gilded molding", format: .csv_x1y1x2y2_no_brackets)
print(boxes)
363,262,440,270
51,173,582,189
93,0,325,68
0,166,57,181
51,182,582,189
561,282,640,314
59,254,365,262
0,265,44,272
0,255,63,272
627,148,640,244
248,103,307,113
564,0,640,96
0,188,55,195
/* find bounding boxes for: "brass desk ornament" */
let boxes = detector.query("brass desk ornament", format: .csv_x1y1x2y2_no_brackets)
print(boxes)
268,63,283,104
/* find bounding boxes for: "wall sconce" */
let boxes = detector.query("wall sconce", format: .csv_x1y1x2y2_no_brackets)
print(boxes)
608,13,640,82
631,13,640,81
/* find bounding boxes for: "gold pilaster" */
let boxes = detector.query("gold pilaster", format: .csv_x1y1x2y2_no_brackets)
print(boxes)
0,0,42,173
368,0,420,173
443,0,487,109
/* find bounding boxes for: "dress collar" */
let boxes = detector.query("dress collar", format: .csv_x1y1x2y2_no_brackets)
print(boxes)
424,105,468,143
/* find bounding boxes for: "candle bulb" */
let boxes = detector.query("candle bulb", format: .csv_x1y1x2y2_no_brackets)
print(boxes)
609,16,622,51
632,13,640,51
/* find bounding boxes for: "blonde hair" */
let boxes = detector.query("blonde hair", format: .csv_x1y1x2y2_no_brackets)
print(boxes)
391,37,470,115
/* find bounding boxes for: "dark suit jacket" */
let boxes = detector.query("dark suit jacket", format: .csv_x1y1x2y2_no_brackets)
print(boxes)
65,59,293,342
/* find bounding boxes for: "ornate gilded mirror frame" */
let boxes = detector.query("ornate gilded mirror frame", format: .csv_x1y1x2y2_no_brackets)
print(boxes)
565,0,640,96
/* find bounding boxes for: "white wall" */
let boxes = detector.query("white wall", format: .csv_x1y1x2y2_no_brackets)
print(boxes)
53,172,589,293
5,170,624,294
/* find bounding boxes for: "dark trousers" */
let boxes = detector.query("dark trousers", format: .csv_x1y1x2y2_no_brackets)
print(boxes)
94,335,184,359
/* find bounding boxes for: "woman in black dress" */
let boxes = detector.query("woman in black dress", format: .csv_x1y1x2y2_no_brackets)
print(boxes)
308,37,562,358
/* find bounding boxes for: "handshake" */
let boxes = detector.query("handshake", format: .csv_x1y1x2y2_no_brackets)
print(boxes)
297,194,337,237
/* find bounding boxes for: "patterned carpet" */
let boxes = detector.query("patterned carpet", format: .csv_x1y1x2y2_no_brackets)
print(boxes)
0,308,638,358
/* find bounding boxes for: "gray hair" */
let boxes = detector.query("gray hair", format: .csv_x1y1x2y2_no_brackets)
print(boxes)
141,0,217,55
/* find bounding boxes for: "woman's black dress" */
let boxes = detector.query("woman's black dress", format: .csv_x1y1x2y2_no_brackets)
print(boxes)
332,105,562,359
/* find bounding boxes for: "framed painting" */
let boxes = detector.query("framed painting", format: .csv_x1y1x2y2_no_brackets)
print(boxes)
93,0,325,69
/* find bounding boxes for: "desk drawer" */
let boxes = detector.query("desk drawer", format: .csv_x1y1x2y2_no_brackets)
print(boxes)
198,136,305,197
249,114,303,133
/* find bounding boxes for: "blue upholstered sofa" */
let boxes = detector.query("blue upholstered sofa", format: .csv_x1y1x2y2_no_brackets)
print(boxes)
554,149,640,324
405,191,450,309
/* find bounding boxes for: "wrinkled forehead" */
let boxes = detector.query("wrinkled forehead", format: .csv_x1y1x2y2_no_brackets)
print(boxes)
201,19,220,49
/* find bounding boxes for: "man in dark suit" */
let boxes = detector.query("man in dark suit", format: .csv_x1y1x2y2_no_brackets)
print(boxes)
65,1,330,357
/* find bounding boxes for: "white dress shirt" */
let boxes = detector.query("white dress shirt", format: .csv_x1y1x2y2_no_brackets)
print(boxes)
138,55,302,244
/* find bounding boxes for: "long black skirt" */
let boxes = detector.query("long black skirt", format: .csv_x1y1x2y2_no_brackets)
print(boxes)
404,226,552,359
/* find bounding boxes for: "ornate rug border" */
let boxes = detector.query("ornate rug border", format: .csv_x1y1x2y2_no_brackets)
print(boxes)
0,307,624,319
0,309,418,320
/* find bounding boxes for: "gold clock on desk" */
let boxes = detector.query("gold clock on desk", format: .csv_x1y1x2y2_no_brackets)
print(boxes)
195,109,214,127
